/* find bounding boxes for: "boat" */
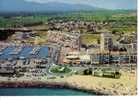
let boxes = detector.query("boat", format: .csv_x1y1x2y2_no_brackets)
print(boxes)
19,56,26,59
29,47,41,55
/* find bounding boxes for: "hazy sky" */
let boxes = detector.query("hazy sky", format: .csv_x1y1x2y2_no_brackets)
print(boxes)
25,0,137,9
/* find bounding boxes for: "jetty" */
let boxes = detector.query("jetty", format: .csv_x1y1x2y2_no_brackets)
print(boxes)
30,47,41,55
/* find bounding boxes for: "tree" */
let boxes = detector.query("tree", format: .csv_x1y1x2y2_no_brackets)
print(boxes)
83,68,92,75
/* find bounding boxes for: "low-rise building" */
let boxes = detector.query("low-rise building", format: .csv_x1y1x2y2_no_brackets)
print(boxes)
63,51,91,64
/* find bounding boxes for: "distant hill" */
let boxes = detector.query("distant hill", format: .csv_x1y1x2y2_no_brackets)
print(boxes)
0,0,101,12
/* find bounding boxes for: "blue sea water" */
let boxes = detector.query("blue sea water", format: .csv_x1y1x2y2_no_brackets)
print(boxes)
0,45,128,62
0,46,15,59
0,88,94,96
37,46,48,59
0,46,48,60
18,46,32,58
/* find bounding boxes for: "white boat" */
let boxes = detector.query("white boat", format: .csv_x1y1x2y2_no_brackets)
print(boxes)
29,47,41,55
19,56,26,59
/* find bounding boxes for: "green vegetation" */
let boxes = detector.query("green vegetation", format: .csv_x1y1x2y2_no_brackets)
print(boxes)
0,10,136,33
50,66,72,74
81,68,121,79
81,34,100,46
111,27,136,34
93,68,121,79
0,16,48,28
50,10,136,21
50,10,137,33
83,68,92,75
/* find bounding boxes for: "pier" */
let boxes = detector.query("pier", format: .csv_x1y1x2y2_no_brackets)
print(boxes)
29,47,41,55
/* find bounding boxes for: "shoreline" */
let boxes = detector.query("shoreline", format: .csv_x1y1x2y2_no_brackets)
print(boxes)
0,68,137,96
0,81,106,95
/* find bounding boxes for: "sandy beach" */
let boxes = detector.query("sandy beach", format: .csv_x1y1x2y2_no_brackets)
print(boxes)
0,68,137,96
65,70,137,95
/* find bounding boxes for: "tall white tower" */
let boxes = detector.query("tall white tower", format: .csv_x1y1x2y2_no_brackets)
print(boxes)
101,33,113,51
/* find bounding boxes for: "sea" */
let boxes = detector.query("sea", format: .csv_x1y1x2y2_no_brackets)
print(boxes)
0,88,95,96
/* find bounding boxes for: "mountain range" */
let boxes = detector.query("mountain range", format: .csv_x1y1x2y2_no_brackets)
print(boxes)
0,0,101,12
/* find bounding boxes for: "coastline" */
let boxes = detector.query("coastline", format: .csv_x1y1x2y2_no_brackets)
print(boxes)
0,81,106,95
0,68,137,96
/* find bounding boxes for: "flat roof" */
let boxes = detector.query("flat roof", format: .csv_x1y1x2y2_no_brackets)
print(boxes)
79,55,91,60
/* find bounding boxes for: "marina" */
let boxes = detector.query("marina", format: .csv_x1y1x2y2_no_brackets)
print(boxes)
9,47,23,55
0,45,49,60
29,47,41,55
0,45,131,64
0,46,7,55
0,46,7,52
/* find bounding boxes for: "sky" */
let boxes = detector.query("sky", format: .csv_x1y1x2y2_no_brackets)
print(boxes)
25,0,137,10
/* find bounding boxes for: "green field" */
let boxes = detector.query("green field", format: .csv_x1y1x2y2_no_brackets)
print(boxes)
0,10,137,34
0,16,48,28
81,34,100,46
50,66,72,74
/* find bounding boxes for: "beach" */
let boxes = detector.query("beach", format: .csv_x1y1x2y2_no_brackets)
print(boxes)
65,71,137,95
0,67,137,96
